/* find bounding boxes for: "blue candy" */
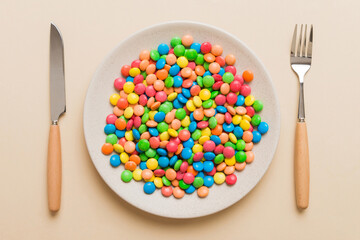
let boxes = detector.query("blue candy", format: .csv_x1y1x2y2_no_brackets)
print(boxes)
156,58,166,69
183,138,194,148
158,156,170,168
182,88,191,98
169,64,181,76
235,95,245,106
233,126,244,138
218,68,225,76
258,122,269,134
189,113,195,122
139,161,147,170
203,176,214,187
115,130,125,138
169,156,178,166
177,93,188,104
204,152,215,161
144,182,156,194
188,122,197,133
110,154,120,167
223,122,235,132
154,112,166,122
216,106,227,113
173,99,183,109
190,42,201,53
193,162,204,171
203,161,214,172
157,148,167,156
196,171,205,178
104,124,116,134
203,71,211,77
252,130,262,143
132,129,140,140
210,135,221,145
185,184,196,194
126,76,134,82
173,75,183,87
181,148,192,160
148,127,159,137
158,43,169,55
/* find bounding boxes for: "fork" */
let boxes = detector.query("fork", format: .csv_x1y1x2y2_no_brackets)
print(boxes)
290,24,313,209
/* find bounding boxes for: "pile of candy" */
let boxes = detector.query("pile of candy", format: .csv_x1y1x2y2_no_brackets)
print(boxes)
101,35,269,198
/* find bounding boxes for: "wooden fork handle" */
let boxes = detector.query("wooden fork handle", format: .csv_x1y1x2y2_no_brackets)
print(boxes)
295,121,309,209
47,124,62,212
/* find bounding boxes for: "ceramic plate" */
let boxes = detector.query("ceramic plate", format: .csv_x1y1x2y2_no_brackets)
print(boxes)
83,21,280,218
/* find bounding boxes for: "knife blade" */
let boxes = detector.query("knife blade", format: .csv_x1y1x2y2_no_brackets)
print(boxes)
47,23,65,212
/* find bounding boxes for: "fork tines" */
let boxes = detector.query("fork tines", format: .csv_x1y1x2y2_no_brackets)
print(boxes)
291,24,313,58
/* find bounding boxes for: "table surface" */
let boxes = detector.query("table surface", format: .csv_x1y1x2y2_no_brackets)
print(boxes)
1,0,359,239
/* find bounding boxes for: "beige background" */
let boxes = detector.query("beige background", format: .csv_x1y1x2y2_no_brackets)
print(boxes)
1,0,359,239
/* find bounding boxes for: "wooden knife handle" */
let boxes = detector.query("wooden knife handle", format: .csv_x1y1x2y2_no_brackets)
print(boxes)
47,124,62,212
295,121,309,209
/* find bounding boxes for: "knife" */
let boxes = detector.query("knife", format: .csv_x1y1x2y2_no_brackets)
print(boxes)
48,23,66,212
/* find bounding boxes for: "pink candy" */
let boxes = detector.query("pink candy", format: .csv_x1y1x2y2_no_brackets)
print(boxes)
223,146,235,158
203,140,215,152
183,173,195,184
226,92,237,105
106,114,117,124
114,77,125,90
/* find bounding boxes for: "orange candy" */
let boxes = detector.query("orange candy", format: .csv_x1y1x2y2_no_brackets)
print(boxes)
166,54,177,65
139,60,149,71
186,165,198,176
243,70,254,82
115,118,126,130
139,50,150,60
156,69,168,80
235,162,246,171
146,64,156,74
193,108,204,121
173,187,185,199
211,45,223,56
101,143,113,155
209,62,220,74
146,74,157,85
181,67,192,78
245,151,254,163
129,155,140,165
165,169,177,181
195,65,205,76
242,131,253,143
124,141,136,154
197,186,209,198
153,80,165,91
204,53,215,63
225,54,236,65
124,161,137,171
211,124,223,136
181,35,193,47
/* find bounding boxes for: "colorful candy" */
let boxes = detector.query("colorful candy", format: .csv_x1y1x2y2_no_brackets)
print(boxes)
101,35,269,199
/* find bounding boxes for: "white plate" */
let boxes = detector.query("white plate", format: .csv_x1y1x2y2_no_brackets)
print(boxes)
83,21,280,218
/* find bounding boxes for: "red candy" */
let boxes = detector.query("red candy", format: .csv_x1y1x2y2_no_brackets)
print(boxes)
240,84,251,96
183,173,195,184
201,42,212,54
131,59,141,68
178,130,191,141
106,114,117,124
226,174,237,185
114,77,126,90
203,141,215,152
161,186,173,197
223,146,235,158
245,106,255,117
215,95,226,105
225,66,236,75
230,80,242,93
226,92,237,105
121,65,131,77
193,152,204,161
167,141,178,152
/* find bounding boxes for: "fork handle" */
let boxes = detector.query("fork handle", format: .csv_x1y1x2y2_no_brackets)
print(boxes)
295,121,309,209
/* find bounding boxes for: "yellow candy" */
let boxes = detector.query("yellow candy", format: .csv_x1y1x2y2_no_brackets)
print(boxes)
229,133,237,144
214,172,226,184
177,56,188,68
168,129,178,137
167,92,178,101
109,93,120,106
127,93,139,104
123,82,135,93
120,152,129,164
186,100,196,112
240,120,250,130
133,169,142,181
225,156,236,166
129,67,141,77
192,144,203,153
193,96,202,107
232,115,242,125
144,175,155,182
212,102,217,108
201,127,211,136
146,158,158,170
143,80,148,86
199,136,210,144
199,89,211,100
154,177,164,188
160,131,170,141
181,116,190,127
125,130,134,141
243,114,252,122
124,107,134,119
148,111,157,120
245,95,255,106
113,144,124,153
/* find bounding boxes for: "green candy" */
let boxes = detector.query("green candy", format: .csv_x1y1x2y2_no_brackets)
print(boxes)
138,124,147,134
203,62,210,71
175,108,186,120
141,71,147,79
203,76,215,88
141,112,149,123
145,148,156,158
106,134,117,145
202,99,213,109
253,100,264,112
157,122,169,133
174,160,182,171
179,180,190,190
196,76,203,87
160,55,167,60
187,154,194,164
236,140,246,151
170,37,182,47
159,103,172,114
235,151,247,163
211,91,219,99
121,170,133,183
209,117,218,129
154,154,160,160
195,53,204,65
174,45,185,57
162,176,171,186
202,116,209,121
144,107,150,113
251,115,261,126
214,154,225,164
193,177,204,188
165,76,174,88
185,49,197,61
224,142,236,149
138,139,150,151
223,72,234,83
192,129,201,140
119,115,126,121
150,49,160,61
140,153,148,161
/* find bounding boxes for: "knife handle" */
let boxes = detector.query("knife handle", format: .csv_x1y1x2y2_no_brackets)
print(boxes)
47,124,62,212
295,121,309,209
